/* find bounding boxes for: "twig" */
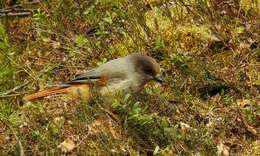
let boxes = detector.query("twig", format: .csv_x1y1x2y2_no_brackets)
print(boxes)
0,4,22,11
0,11,32,17
21,1,42,5
99,105,120,124
75,131,90,148
0,81,30,96
0,93,28,98
0,4,33,17
13,129,24,156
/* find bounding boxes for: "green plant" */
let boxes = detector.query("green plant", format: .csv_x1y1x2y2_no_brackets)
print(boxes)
171,52,189,70
112,94,181,148
0,23,15,92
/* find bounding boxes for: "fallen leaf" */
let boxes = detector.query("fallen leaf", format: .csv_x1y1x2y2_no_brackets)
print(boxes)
57,138,76,153
217,143,229,156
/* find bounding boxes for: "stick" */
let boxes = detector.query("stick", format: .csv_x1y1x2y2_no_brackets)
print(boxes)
0,81,30,96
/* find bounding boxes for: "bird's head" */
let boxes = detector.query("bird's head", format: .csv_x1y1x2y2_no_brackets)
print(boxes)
131,53,165,84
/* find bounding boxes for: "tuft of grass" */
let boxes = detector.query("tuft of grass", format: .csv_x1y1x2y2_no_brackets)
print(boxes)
0,23,15,92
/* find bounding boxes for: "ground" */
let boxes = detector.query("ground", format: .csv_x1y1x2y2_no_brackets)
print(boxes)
0,0,259,155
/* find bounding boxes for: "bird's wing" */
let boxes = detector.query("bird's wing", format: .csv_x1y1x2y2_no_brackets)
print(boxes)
63,69,104,85
75,69,102,79
66,56,129,85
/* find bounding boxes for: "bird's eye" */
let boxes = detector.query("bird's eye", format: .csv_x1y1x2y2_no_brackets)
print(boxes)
143,67,155,76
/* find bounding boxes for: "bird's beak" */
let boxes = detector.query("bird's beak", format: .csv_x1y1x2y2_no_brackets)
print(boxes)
154,75,166,84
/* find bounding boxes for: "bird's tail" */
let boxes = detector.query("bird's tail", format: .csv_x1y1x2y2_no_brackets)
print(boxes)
23,84,92,101
23,86,70,101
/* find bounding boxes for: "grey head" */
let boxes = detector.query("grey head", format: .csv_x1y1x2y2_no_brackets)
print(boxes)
66,53,164,94
129,53,164,84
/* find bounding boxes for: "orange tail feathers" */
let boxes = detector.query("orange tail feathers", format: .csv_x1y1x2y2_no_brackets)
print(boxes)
23,86,70,101
23,84,92,101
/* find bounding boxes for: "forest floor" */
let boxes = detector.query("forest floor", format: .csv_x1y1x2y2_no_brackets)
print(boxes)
0,0,259,155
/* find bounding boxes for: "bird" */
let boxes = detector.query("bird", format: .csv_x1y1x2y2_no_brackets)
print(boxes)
23,53,165,101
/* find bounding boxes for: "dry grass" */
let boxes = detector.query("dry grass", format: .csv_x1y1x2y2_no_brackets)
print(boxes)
0,0,259,155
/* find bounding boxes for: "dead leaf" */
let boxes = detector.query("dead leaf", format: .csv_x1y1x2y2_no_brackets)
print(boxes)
217,143,229,156
57,138,76,153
